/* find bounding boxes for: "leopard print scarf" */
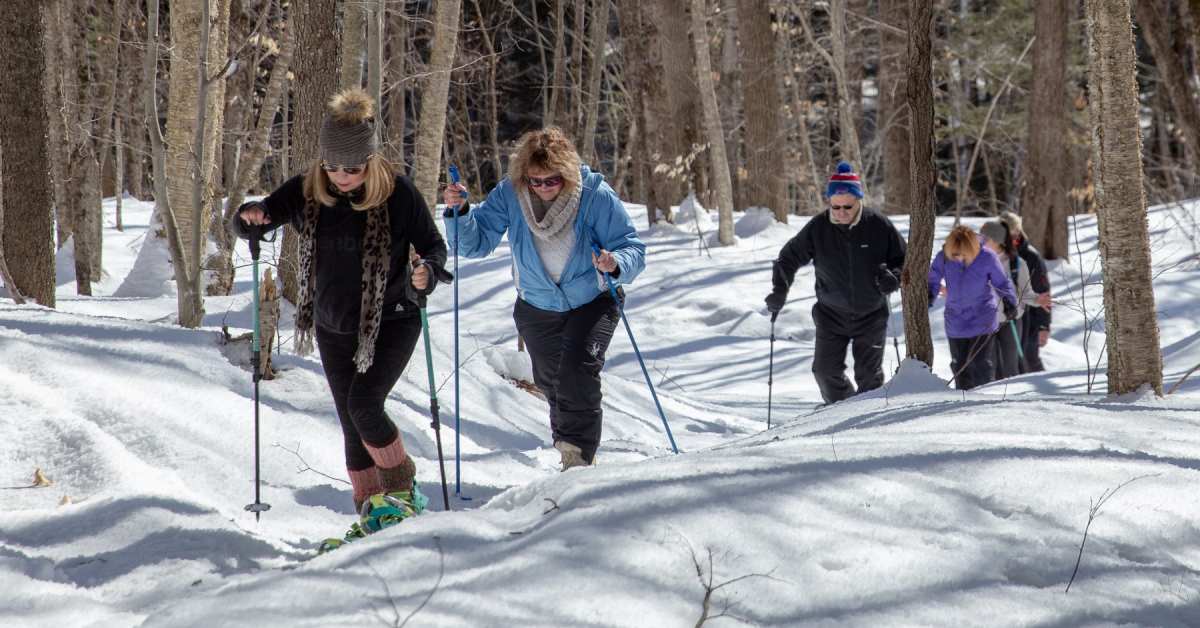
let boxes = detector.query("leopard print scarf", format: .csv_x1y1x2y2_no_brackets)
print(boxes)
294,196,391,373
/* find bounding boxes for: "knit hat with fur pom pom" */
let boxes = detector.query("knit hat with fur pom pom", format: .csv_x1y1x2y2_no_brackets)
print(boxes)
319,88,378,167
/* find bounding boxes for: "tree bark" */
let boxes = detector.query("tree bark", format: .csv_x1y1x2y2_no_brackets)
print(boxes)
878,0,910,216
340,0,366,89
548,0,567,126
0,2,55,307
385,3,409,169
580,0,611,165
284,0,341,304
1020,0,1071,260
800,0,862,168
652,0,700,204
1136,0,1200,168
691,0,735,245
901,0,935,367
617,0,670,223
412,0,462,211
738,0,786,220
1086,0,1164,395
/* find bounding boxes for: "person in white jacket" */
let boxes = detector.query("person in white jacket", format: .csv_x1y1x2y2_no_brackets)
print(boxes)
980,221,1051,380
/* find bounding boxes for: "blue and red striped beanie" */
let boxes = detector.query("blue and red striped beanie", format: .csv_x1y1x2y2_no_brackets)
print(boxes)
825,161,864,199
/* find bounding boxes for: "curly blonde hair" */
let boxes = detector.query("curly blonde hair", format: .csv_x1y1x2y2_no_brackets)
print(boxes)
943,225,981,263
507,127,582,191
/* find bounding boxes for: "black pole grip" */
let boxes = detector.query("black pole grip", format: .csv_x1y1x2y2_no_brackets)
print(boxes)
247,223,262,261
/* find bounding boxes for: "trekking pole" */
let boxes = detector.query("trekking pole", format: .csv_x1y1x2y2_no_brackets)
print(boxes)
1009,320,1025,361
418,294,452,511
591,244,678,454
244,224,271,521
767,311,778,430
447,165,471,502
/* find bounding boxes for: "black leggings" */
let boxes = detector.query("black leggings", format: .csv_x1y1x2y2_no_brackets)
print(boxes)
316,315,422,471
948,333,995,390
514,293,620,462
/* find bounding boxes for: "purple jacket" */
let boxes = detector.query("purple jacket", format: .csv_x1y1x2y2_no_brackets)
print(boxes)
928,247,1017,339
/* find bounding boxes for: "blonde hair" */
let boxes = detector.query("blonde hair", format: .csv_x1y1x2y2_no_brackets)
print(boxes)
943,225,981,263
507,126,582,191
303,154,395,210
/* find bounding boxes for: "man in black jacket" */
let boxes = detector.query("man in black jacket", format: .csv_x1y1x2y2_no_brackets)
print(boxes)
999,211,1051,372
765,162,907,404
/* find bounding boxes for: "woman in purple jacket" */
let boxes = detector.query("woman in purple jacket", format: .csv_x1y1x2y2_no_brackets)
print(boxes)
928,225,1018,390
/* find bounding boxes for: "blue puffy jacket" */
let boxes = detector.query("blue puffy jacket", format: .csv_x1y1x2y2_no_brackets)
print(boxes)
928,247,1017,339
443,166,646,312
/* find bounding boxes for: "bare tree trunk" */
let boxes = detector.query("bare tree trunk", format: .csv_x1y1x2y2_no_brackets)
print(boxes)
0,2,55,307
617,0,670,223
572,0,587,137
901,0,935,367
580,0,611,165
548,0,567,126
284,0,341,304
652,0,699,204
368,0,385,130
1086,0,1164,395
1136,0,1200,167
691,0,735,245
42,1,70,248
718,0,742,210
412,0,462,210
471,0,504,182
385,3,409,169
738,0,786,220
1021,0,1071,260
340,0,366,89
879,0,910,216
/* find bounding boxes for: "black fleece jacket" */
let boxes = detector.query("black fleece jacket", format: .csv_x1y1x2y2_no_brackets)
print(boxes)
770,207,907,316
1016,238,1051,331
231,174,449,334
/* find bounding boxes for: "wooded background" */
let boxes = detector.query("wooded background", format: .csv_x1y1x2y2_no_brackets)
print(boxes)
0,0,1186,394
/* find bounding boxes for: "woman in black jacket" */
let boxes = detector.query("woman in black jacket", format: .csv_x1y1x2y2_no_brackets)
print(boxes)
231,88,449,525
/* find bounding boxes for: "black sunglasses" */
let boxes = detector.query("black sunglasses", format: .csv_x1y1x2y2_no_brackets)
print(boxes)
526,174,564,189
322,162,366,175
830,204,857,211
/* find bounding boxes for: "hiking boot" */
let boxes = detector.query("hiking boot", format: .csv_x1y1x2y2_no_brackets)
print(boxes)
554,441,589,471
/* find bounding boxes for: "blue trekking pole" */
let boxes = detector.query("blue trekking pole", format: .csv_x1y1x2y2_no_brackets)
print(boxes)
447,165,471,501
243,224,271,521
591,243,678,454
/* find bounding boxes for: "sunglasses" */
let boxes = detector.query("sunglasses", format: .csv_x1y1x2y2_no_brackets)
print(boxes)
526,174,564,189
830,204,857,211
322,162,366,175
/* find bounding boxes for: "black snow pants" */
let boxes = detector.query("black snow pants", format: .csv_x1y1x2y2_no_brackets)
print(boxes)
811,302,889,405
514,292,620,463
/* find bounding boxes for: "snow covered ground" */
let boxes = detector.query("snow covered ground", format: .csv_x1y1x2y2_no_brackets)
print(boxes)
2,194,1199,627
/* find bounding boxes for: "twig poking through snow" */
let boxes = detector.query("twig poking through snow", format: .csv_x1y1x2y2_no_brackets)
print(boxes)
1065,473,1160,593
274,442,350,485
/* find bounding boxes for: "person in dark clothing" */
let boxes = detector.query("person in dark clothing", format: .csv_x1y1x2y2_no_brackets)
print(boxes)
765,162,907,405
442,127,645,470
231,88,450,517
998,212,1052,372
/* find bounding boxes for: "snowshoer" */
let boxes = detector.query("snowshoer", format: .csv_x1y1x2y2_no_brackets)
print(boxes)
998,211,1053,372
928,225,1017,390
765,162,907,405
231,88,450,544
441,127,645,471
979,221,1051,380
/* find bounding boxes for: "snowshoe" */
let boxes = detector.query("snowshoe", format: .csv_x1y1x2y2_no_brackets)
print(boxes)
316,484,428,555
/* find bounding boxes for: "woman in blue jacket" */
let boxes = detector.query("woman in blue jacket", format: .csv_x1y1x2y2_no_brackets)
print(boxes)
442,127,646,470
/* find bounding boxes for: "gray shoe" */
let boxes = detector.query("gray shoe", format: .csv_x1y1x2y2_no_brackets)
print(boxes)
554,441,589,471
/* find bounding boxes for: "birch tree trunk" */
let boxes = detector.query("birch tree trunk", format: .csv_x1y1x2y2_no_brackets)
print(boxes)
1020,0,1070,260
412,0,462,210
1086,0,1164,395
738,0,786,221
0,2,55,307
900,0,935,367
340,0,366,89
690,0,735,245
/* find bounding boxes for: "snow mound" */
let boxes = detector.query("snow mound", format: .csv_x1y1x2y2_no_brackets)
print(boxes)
883,358,950,395
673,192,714,234
486,346,535,383
734,207,782,238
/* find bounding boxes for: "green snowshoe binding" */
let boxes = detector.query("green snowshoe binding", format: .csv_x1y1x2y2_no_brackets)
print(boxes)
317,484,429,555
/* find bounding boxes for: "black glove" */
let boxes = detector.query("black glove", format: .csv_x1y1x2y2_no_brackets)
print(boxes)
442,202,470,219
875,264,900,294
1002,299,1018,321
765,291,786,314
